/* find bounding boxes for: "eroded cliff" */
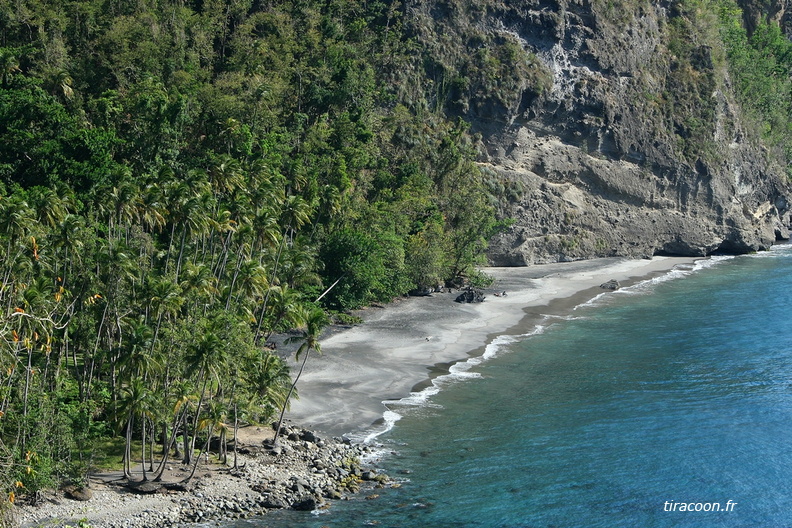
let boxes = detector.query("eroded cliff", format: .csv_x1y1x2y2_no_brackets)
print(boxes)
405,0,792,264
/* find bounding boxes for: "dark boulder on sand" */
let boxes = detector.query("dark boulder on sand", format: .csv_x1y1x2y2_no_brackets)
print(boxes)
455,288,485,303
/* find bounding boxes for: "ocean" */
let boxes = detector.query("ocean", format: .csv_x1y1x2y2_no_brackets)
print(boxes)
223,245,792,527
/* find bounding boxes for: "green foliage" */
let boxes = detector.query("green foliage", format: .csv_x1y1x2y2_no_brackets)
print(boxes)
466,269,495,289
0,0,505,512
666,0,792,169
320,228,389,310
0,83,121,191
715,3,792,164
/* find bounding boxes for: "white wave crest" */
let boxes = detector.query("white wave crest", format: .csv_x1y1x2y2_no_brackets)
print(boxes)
575,256,734,310
361,325,548,444
358,410,402,444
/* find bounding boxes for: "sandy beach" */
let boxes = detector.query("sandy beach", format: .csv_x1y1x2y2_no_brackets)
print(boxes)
285,256,696,439
15,256,696,527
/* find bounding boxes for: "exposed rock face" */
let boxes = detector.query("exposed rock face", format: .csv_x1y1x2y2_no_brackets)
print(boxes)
736,0,792,36
405,0,792,265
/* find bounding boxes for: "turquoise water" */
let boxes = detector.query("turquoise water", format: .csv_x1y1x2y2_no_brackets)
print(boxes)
228,246,792,527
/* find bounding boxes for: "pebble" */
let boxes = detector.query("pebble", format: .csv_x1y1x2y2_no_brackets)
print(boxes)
15,425,392,528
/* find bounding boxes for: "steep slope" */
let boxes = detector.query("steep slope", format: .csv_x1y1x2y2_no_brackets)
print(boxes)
404,0,792,264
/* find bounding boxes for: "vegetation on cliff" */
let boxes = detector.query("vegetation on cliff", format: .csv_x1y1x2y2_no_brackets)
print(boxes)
0,0,508,520
0,0,791,523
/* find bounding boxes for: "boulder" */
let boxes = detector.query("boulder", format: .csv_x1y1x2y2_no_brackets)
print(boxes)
260,494,288,509
127,481,166,494
300,429,318,443
455,288,485,303
63,485,93,501
600,279,621,290
291,495,322,511
324,488,343,500
164,481,194,492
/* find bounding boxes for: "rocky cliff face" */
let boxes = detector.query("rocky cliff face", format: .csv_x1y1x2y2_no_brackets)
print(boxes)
736,0,792,36
405,0,792,264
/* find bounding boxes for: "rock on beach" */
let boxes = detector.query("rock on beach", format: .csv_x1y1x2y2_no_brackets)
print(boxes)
14,425,390,528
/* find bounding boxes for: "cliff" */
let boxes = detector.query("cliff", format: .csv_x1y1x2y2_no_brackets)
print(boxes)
404,0,792,264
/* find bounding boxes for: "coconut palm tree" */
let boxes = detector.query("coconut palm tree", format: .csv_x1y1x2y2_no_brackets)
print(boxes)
28,187,69,229
51,214,85,288
230,259,268,312
0,195,34,257
146,277,183,351
117,318,158,383
246,351,291,425
182,325,227,466
118,378,156,480
208,155,244,198
309,184,342,241
184,400,225,481
138,183,167,234
254,195,311,342
272,305,328,445
179,262,218,314
46,70,74,100
153,380,195,481
262,284,302,341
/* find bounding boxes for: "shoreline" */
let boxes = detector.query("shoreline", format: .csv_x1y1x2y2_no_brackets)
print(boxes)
14,256,696,527
285,256,697,440
14,424,387,528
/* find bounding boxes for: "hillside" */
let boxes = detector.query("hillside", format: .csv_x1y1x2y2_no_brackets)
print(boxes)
398,0,792,264
0,0,791,523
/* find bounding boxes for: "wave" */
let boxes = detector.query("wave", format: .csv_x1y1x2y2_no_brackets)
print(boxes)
755,242,792,258
574,255,736,310
360,325,548,444
360,253,750,444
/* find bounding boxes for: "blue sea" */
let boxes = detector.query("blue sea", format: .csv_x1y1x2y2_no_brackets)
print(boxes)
225,245,792,527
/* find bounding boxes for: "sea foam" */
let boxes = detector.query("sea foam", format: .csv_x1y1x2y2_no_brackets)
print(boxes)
362,255,746,444
361,325,547,443
575,255,735,310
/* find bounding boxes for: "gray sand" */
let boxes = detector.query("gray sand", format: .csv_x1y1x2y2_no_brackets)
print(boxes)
284,257,695,439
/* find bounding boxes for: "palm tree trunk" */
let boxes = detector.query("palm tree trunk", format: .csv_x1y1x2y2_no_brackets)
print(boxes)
254,221,291,343
175,227,188,282
220,428,227,465
149,418,156,471
164,222,177,274
273,346,310,445
184,373,209,465
233,403,239,470
124,415,134,479
141,417,147,481
154,409,186,480
225,244,246,310
183,424,214,483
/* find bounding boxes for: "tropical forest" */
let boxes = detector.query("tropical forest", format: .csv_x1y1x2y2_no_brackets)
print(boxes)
0,0,510,521
5,0,792,524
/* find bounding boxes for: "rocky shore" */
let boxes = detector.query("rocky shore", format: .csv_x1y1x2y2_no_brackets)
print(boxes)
15,425,390,528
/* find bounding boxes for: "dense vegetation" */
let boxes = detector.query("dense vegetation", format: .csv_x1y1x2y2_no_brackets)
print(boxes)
0,0,508,520
716,1,792,167
0,0,790,523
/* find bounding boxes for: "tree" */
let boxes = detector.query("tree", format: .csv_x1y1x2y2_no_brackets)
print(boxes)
272,305,328,445
181,327,225,468
117,378,155,480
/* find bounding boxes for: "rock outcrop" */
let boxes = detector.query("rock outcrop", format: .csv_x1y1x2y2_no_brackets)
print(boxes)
404,0,792,265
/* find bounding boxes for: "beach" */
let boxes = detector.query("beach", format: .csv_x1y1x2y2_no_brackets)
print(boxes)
284,256,696,439
15,255,695,527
